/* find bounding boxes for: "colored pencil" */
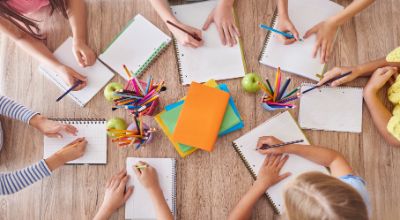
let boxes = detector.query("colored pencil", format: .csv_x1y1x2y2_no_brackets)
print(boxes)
277,77,291,100
56,80,82,102
259,24,303,41
258,82,273,97
256,139,304,150
123,65,132,79
167,20,202,41
135,165,148,170
266,79,274,94
282,87,299,99
302,71,352,94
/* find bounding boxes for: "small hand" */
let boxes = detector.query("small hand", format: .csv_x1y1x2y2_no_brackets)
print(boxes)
256,136,286,154
133,161,160,191
304,20,338,64
72,40,96,67
276,16,300,45
95,169,134,220
56,65,88,91
45,137,87,171
30,115,78,138
253,154,291,193
168,21,203,48
317,66,356,87
202,4,240,47
365,67,398,93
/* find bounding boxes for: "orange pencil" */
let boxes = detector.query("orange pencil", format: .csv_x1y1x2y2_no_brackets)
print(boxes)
123,65,132,79
258,82,273,97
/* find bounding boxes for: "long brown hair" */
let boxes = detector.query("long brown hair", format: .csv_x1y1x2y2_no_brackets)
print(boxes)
283,172,368,220
0,0,68,39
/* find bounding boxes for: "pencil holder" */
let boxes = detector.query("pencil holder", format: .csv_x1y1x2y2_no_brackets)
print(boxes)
260,67,299,111
127,122,154,148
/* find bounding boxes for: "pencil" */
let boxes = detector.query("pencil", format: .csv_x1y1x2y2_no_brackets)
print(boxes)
123,65,132,79
266,79,274,94
302,71,352,94
282,87,299,99
274,68,281,101
259,24,303,41
256,139,304,150
56,80,82,102
277,77,291,100
167,20,202,41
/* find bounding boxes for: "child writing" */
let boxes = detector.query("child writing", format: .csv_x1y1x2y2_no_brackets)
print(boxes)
94,163,173,220
149,0,239,48
276,0,374,63
0,0,96,90
0,95,87,195
229,136,370,220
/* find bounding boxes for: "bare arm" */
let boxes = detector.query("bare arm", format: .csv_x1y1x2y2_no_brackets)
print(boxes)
148,188,174,220
328,0,375,27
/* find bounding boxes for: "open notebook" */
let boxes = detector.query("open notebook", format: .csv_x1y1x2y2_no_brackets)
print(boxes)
99,14,171,80
125,158,176,220
43,119,107,164
171,1,246,85
259,0,344,81
299,83,363,133
39,37,114,107
232,111,327,214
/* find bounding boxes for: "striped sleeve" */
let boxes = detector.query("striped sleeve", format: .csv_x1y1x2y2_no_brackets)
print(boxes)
0,96,38,123
0,160,52,195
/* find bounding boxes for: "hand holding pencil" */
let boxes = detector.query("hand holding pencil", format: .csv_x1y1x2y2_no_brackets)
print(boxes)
166,20,203,48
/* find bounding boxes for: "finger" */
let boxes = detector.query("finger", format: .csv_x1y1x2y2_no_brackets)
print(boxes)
320,41,327,64
202,14,213,30
304,26,317,39
228,25,237,45
277,154,289,169
223,25,233,46
278,172,292,181
117,175,129,191
124,186,134,202
283,38,296,45
262,155,270,166
290,27,300,41
69,137,84,145
217,25,226,46
106,175,113,187
64,124,78,136
312,40,321,58
111,175,121,189
272,154,283,167
183,41,196,49
71,71,87,82
189,38,202,48
233,24,240,37
268,154,278,166
133,165,141,177
325,42,333,62
331,76,351,87
73,50,85,68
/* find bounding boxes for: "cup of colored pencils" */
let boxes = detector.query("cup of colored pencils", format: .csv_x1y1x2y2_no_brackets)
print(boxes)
259,67,299,111
108,116,155,149
112,65,166,116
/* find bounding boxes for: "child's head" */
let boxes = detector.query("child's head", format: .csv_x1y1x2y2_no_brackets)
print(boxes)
283,172,368,220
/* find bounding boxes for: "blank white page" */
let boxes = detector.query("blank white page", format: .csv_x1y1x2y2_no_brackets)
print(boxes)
39,37,114,107
233,111,327,213
260,0,343,81
43,120,107,164
171,1,245,85
125,158,176,220
299,84,363,133
100,14,171,80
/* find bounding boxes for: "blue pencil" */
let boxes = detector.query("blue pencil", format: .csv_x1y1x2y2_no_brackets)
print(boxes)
259,24,302,41
56,80,82,102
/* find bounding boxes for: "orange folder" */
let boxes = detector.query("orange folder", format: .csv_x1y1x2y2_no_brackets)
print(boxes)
172,82,230,152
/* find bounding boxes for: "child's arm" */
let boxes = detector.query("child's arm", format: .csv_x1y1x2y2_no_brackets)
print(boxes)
202,0,240,47
0,18,87,90
228,155,290,220
133,162,174,220
363,67,400,146
0,96,78,138
275,0,300,44
318,58,400,86
257,136,352,177
93,170,134,220
304,0,375,63
67,0,96,67
149,0,203,48
0,138,86,195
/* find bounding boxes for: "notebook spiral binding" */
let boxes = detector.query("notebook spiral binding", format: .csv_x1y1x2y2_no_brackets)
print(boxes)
258,9,278,62
48,118,106,124
171,159,177,219
301,82,364,91
173,37,184,84
133,41,171,78
232,142,280,214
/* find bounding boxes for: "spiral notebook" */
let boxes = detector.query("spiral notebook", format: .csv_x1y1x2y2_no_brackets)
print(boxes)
39,37,114,107
259,0,344,81
171,1,246,85
99,14,171,80
43,119,107,164
299,83,363,133
125,157,176,220
232,111,327,214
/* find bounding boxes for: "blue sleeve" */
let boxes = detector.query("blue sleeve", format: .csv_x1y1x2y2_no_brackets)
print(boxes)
339,175,371,214
0,96,38,123
0,160,52,195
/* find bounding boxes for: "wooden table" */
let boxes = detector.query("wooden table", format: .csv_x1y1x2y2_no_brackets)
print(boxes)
1,0,399,219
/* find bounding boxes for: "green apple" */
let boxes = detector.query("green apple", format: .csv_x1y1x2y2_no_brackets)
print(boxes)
106,117,127,136
104,82,124,101
242,73,262,93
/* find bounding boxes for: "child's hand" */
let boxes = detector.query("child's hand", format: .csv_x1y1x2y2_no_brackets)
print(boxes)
253,154,291,193
365,67,398,94
45,137,87,171
72,40,96,67
256,136,287,155
276,17,300,45
168,21,203,48
304,19,338,64
94,170,134,220
29,115,78,138
56,65,87,91
202,3,240,47
318,66,357,87
133,162,160,191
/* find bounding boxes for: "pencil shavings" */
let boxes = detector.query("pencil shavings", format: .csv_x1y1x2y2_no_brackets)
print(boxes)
386,47,400,63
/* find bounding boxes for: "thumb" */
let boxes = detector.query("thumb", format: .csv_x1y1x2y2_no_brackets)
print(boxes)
278,172,292,181
288,26,300,41
124,186,134,202
304,26,317,39
70,70,87,82
202,14,213,30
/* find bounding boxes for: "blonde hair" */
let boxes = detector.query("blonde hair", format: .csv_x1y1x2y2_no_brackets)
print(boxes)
282,172,368,220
